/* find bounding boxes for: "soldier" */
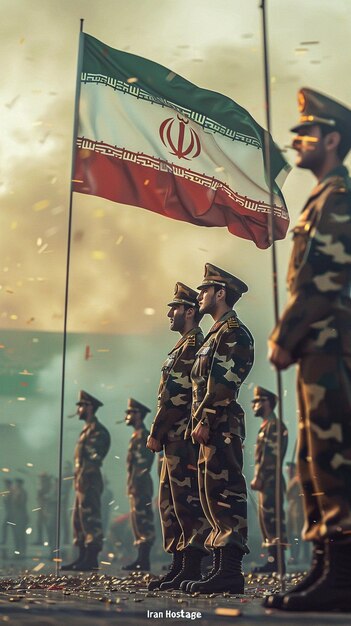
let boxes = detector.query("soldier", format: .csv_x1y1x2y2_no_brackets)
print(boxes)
266,88,351,611
35,473,53,545
1,479,14,555
12,478,28,558
61,461,73,545
146,282,210,590
122,398,155,571
250,386,288,574
61,390,110,572
188,263,254,594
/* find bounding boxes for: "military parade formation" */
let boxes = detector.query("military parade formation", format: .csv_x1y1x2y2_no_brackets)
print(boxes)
2,86,350,616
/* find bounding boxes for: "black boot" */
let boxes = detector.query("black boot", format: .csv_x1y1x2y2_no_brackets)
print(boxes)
122,542,151,571
190,546,244,594
148,551,183,590
283,541,351,612
60,546,86,571
76,544,100,571
160,547,205,590
252,544,285,575
180,548,220,592
263,541,324,609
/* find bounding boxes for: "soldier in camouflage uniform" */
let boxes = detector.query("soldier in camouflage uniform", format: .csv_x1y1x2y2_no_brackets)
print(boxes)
146,282,210,590
251,386,288,574
61,390,111,572
266,89,351,612
187,263,254,594
123,398,155,571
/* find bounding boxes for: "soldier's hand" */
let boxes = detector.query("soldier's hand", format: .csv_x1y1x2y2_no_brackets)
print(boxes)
268,340,294,370
146,435,162,453
191,422,210,445
250,477,263,491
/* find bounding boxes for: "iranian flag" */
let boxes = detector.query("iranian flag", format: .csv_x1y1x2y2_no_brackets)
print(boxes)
73,33,290,249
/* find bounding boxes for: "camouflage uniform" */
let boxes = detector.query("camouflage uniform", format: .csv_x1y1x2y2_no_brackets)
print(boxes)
189,309,254,552
150,325,210,553
73,418,111,550
127,424,155,546
271,163,351,544
254,411,288,547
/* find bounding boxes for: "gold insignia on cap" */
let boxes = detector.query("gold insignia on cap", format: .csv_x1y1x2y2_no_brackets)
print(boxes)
298,91,306,113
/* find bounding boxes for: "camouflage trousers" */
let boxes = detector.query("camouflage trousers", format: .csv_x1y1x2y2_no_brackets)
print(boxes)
297,354,351,543
198,432,248,553
257,478,287,547
73,468,104,550
159,439,210,554
128,489,155,546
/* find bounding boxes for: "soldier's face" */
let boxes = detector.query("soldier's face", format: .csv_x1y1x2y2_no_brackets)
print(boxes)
167,304,186,332
125,409,141,426
252,398,270,418
292,125,325,170
77,401,93,420
197,286,216,314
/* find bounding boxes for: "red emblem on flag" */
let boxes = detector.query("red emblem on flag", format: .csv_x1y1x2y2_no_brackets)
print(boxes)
159,114,201,160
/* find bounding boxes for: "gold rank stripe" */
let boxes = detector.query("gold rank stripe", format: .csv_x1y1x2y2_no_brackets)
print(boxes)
227,317,239,328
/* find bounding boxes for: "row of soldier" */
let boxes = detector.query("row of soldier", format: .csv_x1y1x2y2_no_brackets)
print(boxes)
60,86,351,612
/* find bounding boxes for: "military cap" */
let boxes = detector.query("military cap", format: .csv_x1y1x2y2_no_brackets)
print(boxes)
197,263,248,296
126,397,150,417
252,385,278,407
291,87,351,139
76,389,103,409
167,282,199,308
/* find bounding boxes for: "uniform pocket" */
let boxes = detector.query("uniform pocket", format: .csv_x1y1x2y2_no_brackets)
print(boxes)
290,224,312,269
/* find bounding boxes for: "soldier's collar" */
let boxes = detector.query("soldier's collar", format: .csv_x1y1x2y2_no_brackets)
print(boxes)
207,310,236,334
170,326,201,352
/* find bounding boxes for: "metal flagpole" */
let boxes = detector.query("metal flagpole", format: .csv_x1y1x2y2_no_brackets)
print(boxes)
259,0,286,591
55,18,85,576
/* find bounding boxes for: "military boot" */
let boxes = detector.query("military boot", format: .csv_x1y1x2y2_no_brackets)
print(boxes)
122,542,151,571
60,546,86,571
282,541,351,612
252,545,285,575
77,544,100,571
148,551,183,590
263,541,324,609
180,548,220,592
160,547,205,590
190,546,244,594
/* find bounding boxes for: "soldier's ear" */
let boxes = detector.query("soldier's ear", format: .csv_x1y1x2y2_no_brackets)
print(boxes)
185,306,195,320
324,130,341,153
216,287,226,302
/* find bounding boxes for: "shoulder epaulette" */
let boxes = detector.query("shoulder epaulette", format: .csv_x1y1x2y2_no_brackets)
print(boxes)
187,335,196,346
227,317,240,329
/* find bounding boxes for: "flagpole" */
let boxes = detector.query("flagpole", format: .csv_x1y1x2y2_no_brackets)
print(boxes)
259,0,285,590
55,17,85,577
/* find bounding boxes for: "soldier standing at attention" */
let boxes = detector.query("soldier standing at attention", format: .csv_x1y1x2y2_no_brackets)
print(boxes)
188,263,254,594
146,282,210,590
251,386,288,574
61,390,110,572
122,398,155,572
266,88,351,612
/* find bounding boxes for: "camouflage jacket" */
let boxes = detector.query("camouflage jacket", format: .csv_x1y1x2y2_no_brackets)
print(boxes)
188,310,254,440
74,418,111,474
253,413,288,489
271,166,351,357
126,425,154,496
149,326,204,444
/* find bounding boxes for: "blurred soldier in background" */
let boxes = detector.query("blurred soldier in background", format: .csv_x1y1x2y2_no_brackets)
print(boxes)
61,390,110,572
61,461,73,545
101,475,114,538
35,473,53,546
12,478,28,558
189,263,254,594
147,282,210,590
123,398,155,571
1,479,14,559
251,386,288,574
267,88,351,611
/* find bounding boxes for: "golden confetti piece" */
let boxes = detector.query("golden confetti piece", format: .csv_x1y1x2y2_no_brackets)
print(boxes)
187,464,197,471
32,562,45,572
115,235,124,245
143,179,150,186
6,289,14,294
100,561,111,565
19,369,33,375
10,314,18,320
52,558,62,563
91,250,106,260
26,463,33,467
166,71,176,82
38,243,48,254
217,501,231,508
311,491,324,496
215,608,241,617
33,199,49,212
17,397,26,401
144,307,155,316
1,468,10,473
127,77,138,83
32,507,41,511
215,166,225,172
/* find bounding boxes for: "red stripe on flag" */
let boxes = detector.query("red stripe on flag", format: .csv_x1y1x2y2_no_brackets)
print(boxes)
73,150,288,249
